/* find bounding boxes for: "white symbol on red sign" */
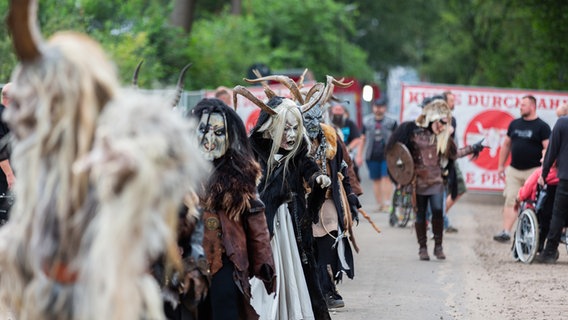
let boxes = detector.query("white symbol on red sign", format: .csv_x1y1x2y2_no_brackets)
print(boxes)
464,110,514,170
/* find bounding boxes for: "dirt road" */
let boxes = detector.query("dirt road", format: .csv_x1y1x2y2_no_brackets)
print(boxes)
329,185,568,320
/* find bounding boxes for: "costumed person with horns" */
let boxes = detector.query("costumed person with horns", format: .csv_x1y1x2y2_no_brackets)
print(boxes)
386,98,486,261
191,98,276,319
0,1,209,319
304,105,360,309
148,64,210,320
156,193,210,320
302,77,361,309
234,82,332,320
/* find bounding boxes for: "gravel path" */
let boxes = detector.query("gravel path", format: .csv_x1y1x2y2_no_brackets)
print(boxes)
329,191,568,320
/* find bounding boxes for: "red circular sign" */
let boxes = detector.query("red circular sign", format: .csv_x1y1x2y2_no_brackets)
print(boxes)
463,110,514,170
246,108,261,133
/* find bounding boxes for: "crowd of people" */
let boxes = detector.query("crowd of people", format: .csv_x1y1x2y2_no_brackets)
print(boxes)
1,2,567,320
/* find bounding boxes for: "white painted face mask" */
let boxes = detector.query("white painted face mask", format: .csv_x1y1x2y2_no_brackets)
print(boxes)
197,112,229,160
277,112,299,151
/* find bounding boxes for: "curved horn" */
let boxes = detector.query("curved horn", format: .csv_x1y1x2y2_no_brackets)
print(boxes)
233,85,276,116
132,60,144,88
171,63,192,108
8,0,43,61
318,75,353,106
300,82,328,113
252,69,277,99
244,75,304,104
296,68,309,89
332,77,354,88
301,75,348,113
304,83,325,103
320,76,338,106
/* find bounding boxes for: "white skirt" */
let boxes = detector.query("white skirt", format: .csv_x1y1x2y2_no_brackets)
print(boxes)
250,204,315,320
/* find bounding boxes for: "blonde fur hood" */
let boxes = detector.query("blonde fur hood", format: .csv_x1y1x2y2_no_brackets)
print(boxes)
320,123,337,159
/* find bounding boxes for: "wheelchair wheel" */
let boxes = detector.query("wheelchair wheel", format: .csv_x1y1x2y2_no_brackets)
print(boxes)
565,228,568,256
514,208,539,264
390,190,402,227
390,190,413,228
398,194,413,228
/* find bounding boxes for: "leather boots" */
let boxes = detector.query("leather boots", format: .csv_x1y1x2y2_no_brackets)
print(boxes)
432,217,446,260
415,222,430,261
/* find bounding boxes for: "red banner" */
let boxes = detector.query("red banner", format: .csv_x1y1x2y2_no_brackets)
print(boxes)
401,83,568,192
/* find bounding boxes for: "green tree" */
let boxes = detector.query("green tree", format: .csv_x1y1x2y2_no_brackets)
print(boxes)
80,0,188,87
248,0,373,82
186,14,271,89
336,0,440,78
508,0,568,90
420,0,568,90
422,0,516,86
5,0,565,91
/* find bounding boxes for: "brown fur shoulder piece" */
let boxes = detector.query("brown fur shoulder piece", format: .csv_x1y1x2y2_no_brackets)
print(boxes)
202,157,262,221
320,123,337,159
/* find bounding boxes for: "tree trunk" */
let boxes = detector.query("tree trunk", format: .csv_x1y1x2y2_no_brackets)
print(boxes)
231,0,241,15
170,0,197,34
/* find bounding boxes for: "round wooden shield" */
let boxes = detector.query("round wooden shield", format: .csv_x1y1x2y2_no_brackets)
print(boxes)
386,142,415,186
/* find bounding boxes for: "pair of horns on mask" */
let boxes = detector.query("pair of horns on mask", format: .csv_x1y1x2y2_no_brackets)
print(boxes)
233,73,353,115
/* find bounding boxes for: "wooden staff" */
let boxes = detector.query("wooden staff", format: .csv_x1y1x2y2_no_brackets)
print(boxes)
358,208,382,234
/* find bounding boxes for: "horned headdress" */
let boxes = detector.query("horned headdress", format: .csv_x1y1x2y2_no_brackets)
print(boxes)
1,1,208,319
131,61,192,109
233,72,348,182
416,98,453,155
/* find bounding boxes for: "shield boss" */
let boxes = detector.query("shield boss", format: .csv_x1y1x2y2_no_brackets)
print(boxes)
386,142,415,186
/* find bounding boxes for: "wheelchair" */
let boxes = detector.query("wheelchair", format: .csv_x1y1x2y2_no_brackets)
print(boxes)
512,184,566,263
389,184,414,228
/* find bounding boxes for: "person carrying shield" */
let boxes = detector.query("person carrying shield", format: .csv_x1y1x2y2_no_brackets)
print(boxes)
386,98,486,261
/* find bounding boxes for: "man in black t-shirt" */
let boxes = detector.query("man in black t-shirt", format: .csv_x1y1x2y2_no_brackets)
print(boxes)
494,95,551,242
330,104,362,180
330,104,361,150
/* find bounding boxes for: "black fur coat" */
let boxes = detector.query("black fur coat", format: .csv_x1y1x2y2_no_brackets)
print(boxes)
249,121,330,320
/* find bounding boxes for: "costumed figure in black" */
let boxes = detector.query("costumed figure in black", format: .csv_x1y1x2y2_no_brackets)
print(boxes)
155,192,210,320
386,99,485,261
191,98,276,319
234,82,332,320
302,95,361,309
132,64,209,320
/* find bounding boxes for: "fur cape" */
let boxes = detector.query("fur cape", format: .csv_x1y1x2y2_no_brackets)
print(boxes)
313,123,356,280
320,123,337,160
200,154,262,222
250,123,331,320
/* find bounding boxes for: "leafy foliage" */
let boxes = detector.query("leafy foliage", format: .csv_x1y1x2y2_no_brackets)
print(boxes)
1,0,567,91
186,14,271,89
249,0,372,81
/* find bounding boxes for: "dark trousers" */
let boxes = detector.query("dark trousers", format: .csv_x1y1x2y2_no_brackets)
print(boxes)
199,256,241,320
415,193,444,223
544,180,568,254
537,185,557,252
315,232,338,296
